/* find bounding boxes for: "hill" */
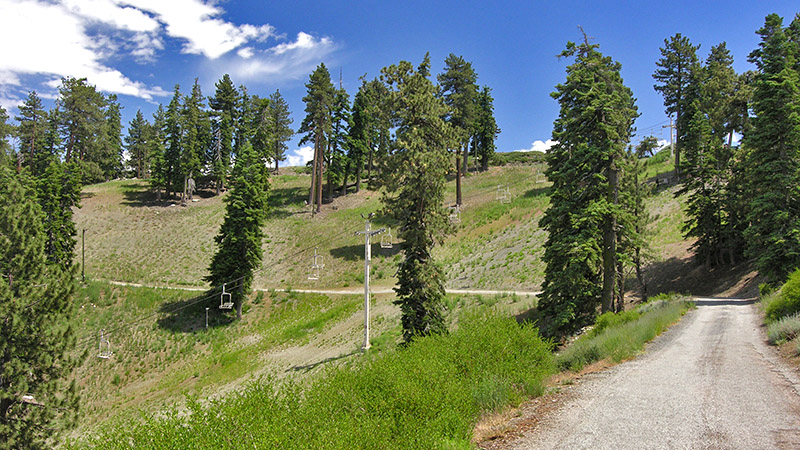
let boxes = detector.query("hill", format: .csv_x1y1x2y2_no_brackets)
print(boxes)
67,154,715,439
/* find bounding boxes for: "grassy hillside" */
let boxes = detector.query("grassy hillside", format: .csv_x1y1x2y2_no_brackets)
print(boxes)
67,156,696,441
74,164,551,291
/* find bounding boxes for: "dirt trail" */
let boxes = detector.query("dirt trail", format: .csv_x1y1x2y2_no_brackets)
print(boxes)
490,298,800,449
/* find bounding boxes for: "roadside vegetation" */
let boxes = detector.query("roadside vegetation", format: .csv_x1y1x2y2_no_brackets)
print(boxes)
762,269,800,354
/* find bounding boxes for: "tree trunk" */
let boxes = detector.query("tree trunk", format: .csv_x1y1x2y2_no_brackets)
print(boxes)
601,164,618,314
309,134,318,209
675,109,681,180
463,143,468,177
341,160,350,196
455,150,462,206
367,145,374,188
616,258,625,312
325,141,333,202
316,144,323,212
355,157,362,193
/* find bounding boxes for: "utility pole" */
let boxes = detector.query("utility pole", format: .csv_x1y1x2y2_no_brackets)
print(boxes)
355,213,386,351
662,115,675,159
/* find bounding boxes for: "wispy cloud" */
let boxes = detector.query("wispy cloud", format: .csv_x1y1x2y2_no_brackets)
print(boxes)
227,32,336,83
0,0,333,105
0,0,166,100
516,139,557,153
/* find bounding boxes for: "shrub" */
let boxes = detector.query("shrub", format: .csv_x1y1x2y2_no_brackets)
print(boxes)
765,268,800,322
766,313,800,344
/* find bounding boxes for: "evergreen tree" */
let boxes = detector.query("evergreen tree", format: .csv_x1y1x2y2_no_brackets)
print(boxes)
148,105,169,199
471,85,499,172
209,74,237,195
98,94,124,179
205,143,269,319
164,86,183,199
35,161,82,269
126,110,149,179
0,107,12,168
0,167,79,449
438,54,478,206
653,33,700,178
235,85,254,155
181,79,210,203
260,90,293,172
346,83,371,194
540,35,638,337
57,77,107,181
15,91,50,175
299,64,335,212
326,86,351,200
381,55,456,342
743,13,800,283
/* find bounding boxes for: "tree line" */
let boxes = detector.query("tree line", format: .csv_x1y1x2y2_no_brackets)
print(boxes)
541,12,800,338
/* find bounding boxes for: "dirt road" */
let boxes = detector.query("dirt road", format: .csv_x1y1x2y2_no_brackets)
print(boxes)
497,298,800,449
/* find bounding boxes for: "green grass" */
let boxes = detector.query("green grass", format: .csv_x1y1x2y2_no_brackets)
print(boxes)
69,314,556,450
556,295,693,372
766,313,800,345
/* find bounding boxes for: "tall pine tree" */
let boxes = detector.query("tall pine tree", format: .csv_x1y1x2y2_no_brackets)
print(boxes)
743,13,800,283
381,55,456,342
0,167,79,449
540,34,638,337
299,64,335,213
205,143,269,319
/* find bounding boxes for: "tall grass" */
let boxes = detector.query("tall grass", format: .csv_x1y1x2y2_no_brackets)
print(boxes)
556,296,692,372
71,314,555,450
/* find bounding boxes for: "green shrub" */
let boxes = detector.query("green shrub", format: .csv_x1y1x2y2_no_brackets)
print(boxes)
767,313,800,344
765,268,800,322
557,298,690,372
76,314,555,450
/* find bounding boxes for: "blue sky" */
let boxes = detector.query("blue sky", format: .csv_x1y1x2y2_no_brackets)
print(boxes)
1,0,798,166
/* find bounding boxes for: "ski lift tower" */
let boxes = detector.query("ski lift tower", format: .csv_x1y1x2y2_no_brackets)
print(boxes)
355,213,388,351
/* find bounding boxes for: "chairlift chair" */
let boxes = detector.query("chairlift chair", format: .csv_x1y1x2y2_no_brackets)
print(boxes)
380,228,393,249
219,283,234,310
307,248,325,281
501,187,511,204
449,206,461,224
97,329,113,359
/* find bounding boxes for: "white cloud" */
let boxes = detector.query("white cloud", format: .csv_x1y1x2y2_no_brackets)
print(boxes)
0,0,166,100
286,146,314,167
657,139,669,148
237,47,255,59
62,0,159,32
120,0,275,59
228,32,336,82
516,139,557,153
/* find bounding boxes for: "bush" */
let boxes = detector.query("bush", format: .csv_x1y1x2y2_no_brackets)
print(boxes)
766,313,800,344
765,268,800,322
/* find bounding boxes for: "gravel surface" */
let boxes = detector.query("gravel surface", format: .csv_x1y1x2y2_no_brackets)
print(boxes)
504,298,800,449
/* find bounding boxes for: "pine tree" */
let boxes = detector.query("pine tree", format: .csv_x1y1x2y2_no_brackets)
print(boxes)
346,83,371,194
260,90,293,173
326,87,351,200
181,79,210,203
209,74,237,195
472,85,499,172
381,55,456,342
438,54,478,206
743,13,800,283
164,86,183,199
653,33,700,178
15,91,50,175
0,107,12,168
299,64,335,213
35,161,82,268
205,143,269,319
57,77,107,182
540,34,637,337
148,105,169,199
126,110,149,179
99,94,124,179
0,167,79,449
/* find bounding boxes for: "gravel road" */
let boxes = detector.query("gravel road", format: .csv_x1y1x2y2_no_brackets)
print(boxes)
504,298,800,449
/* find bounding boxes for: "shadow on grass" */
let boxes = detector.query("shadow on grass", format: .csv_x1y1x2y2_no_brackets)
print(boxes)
329,243,402,261
157,290,237,333
287,350,360,373
644,256,759,299
268,186,308,219
523,185,551,198
121,182,217,207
